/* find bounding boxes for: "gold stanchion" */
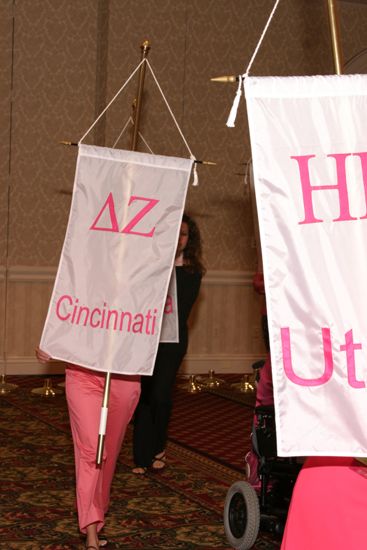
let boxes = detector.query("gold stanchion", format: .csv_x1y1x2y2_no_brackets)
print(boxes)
0,373,18,395
198,369,225,389
231,373,255,393
179,375,202,393
31,377,63,397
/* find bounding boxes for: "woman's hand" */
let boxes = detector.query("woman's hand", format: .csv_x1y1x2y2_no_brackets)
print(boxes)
35,347,51,364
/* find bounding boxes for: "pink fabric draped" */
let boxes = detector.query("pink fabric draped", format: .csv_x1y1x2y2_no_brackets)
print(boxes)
281,456,367,549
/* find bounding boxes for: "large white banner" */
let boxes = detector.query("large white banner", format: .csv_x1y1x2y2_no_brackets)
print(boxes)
40,144,192,375
245,74,367,456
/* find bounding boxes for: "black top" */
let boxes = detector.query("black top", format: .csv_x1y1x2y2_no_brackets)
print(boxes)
176,266,202,343
158,266,201,356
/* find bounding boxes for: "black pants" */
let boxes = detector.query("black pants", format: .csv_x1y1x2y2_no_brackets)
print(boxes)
133,343,185,467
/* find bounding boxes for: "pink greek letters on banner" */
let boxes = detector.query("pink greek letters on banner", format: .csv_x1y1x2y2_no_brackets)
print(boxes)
245,74,367,456
90,192,159,237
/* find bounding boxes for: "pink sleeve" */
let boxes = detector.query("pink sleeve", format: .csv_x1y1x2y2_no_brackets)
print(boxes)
255,354,274,407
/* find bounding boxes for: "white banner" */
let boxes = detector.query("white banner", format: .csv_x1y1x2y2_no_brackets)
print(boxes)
40,144,192,375
245,74,367,456
160,269,179,343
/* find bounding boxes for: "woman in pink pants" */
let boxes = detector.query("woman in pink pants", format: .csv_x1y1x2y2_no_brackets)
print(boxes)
36,349,140,549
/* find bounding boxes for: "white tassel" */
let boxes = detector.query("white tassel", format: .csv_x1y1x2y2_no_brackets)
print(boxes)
226,76,243,128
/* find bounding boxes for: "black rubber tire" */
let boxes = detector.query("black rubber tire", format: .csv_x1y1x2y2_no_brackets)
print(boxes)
224,480,260,550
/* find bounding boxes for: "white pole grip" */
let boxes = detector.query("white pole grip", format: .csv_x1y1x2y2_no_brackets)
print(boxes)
98,406,108,436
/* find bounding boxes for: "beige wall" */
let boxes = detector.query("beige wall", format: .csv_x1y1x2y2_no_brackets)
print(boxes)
1,0,366,374
1,266,266,374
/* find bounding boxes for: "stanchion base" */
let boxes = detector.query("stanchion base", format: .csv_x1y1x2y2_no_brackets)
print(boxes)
179,375,202,393
31,378,63,397
0,374,18,395
197,369,225,389
231,374,255,393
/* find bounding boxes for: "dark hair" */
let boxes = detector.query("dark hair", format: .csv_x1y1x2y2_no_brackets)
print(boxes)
182,213,206,276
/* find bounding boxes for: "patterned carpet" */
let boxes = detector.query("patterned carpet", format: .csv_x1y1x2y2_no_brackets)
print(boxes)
0,375,281,549
170,376,255,472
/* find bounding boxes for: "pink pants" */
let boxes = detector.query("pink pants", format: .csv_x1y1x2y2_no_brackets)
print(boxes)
65,365,140,533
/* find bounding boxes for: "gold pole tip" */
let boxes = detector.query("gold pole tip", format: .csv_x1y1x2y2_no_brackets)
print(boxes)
60,140,78,147
210,75,238,83
195,160,217,166
141,40,151,51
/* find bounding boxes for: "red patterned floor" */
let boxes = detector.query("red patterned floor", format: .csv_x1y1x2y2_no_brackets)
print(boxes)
169,376,255,472
6,373,255,473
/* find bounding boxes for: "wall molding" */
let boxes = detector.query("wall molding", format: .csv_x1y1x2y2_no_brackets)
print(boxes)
1,353,264,376
0,265,255,285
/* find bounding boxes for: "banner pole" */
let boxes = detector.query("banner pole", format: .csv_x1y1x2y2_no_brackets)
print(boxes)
96,41,151,465
326,0,344,75
131,40,151,151
96,371,112,465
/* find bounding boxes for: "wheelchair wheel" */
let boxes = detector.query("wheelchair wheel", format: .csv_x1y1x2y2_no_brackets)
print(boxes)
224,480,260,549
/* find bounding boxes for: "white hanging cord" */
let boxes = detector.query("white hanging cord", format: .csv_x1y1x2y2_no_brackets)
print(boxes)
112,116,155,154
245,0,281,77
79,59,145,144
79,57,198,184
137,131,155,154
226,0,281,127
112,116,134,148
145,59,198,185
145,59,195,160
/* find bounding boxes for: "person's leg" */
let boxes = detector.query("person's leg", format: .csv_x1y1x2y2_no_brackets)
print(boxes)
149,345,184,465
102,374,140,501
66,366,107,536
132,375,155,470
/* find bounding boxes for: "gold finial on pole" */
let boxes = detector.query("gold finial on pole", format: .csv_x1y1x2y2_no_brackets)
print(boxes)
131,40,151,151
326,0,343,75
194,160,217,166
210,75,239,83
60,140,78,147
